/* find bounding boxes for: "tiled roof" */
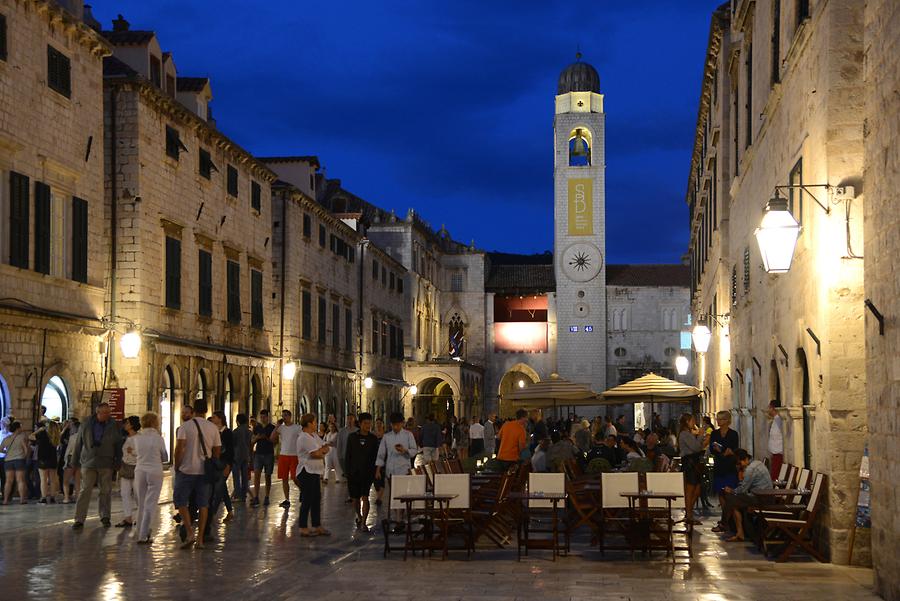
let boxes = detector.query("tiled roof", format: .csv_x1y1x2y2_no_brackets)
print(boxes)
101,30,155,45
258,156,320,167
103,55,138,78
605,264,690,287
486,264,556,293
176,77,209,92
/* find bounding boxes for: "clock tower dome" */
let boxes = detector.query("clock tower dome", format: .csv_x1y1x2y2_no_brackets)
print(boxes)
553,55,607,393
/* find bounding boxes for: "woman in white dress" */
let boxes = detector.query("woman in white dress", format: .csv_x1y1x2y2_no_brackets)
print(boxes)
323,423,339,483
131,412,168,544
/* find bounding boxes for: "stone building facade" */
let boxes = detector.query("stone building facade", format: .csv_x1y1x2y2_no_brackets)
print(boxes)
0,0,109,424
687,0,871,565
863,0,900,597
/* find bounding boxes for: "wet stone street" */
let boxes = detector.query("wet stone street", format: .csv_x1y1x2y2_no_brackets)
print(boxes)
0,477,880,601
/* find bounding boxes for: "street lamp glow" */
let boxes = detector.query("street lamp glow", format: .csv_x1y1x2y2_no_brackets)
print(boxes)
282,360,297,381
409,385,418,396
119,330,141,359
692,322,712,354
517,379,525,388
675,355,690,376
754,197,801,273
364,377,373,389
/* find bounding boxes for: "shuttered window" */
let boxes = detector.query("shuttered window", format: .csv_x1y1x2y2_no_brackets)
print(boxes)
345,307,352,352
33,182,51,275
251,269,263,328
332,303,340,349
251,181,261,212
227,260,241,323
389,324,397,358
199,148,216,179
164,236,181,309
227,165,238,197
317,296,326,344
0,14,7,62
302,214,311,238
318,224,325,247
372,315,379,354
381,321,388,356
301,289,312,340
198,250,212,316
9,172,29,268
397,276,404,294
165,126,181,160
372,259,378,280
47,45,71,98
71,197,88,283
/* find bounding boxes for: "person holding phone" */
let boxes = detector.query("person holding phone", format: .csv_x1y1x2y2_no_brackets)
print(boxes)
296,413,331,537
709,411,740,533
375,412,419,533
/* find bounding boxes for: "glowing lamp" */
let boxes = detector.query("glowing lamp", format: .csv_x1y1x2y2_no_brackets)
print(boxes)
119,330,141,359
675,356,689,376
692,321,712,354
364,377,373,389
409,385,418,396
754,197,801,273
517,379,525,389
282,361,297,381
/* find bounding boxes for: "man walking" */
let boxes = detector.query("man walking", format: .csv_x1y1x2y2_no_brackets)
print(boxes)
418,414,441,467
73,402,122,529
345,412,379,531
468,415,485,458
767,400,784,480
250,409,275,506
375,412,419,533
173,400,221,549
335,414,357,501
483,413,496,457
271,409,301,508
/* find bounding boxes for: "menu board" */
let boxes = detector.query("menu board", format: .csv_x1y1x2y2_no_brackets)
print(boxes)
103,388,127,422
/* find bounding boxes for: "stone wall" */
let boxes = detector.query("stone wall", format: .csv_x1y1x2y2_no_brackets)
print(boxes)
863,0,900,597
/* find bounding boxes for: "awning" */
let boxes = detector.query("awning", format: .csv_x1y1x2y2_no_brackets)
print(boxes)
505,373,600,409
599,373,700,405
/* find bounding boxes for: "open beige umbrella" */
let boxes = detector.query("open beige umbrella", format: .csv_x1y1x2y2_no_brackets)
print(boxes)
600,372,699,407
505,373,599,413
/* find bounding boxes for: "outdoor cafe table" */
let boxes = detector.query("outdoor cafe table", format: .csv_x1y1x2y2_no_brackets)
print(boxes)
508,491,568,560
619,491,683,559
394,493,458,560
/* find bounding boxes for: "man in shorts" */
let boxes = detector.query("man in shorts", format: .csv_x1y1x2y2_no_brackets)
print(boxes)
173,400,221,549
250,409,275,507
345,412,379,531
271,409,301,508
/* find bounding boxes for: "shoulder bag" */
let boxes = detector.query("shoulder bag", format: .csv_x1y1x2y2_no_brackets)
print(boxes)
193,419,218,484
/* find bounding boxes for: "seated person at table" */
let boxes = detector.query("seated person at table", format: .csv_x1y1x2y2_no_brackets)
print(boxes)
530,438,550,473
595,435,624,468
721,448,773,542
546,431,579,472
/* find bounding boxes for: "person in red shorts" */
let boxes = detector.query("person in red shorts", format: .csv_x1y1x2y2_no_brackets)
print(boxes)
271,410,301,508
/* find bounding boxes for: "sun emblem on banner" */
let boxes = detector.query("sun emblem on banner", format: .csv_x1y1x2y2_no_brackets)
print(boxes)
569,252,591,271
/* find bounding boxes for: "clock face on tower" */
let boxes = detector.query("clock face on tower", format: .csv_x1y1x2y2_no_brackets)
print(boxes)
560,242,603,282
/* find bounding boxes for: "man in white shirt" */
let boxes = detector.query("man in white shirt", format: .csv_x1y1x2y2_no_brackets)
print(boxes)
271,410,302,509
767,400,784,480
469,417,485,457
173,400,221,549
375,412,419,533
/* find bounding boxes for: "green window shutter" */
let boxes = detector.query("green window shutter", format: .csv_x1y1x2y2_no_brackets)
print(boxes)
71,197,88,283
345,307,352,351
0,14,8,62
198,250,212,316
227,260,241,323
251,269,263,328
9,172,29,268
227,165,238,197
318,296,326,344
251,181,261,212
164,236,181,309
33,181,51,275
301,290,312,340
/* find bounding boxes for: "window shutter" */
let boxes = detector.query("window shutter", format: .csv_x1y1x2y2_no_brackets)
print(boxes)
372,315,379,354
251,181,261,212
251,269,263,328
71,197,88,283
33,182,51,274
227,165,238,197
165,126,180,160
0,14,7,61
332,303,340,348
199,149,212,179
345,307,352,351
164,236,181,309
302,214,311,238
198,250,212,316
318,297,326,344
227,260,241,323
301,290,312,340
47,46,71,98
9,172,29,268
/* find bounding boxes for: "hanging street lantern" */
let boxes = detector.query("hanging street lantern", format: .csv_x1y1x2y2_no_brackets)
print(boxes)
675,355,690,376
282,360,297,381
754,196,801,273
119,330,142,359
692,320,712,354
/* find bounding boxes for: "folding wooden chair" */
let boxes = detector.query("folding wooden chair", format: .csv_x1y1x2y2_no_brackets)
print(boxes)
472,473,515,547
565,477,602,545
761,472,827,562
775,462,789,484
519,473,567,559
598,472,638,554
646,472,692,558
383,474,426,558
434,473,474,556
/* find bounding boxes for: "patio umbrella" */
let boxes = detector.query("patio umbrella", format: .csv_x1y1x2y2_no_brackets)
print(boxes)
505,373,599,415
599,373,700,420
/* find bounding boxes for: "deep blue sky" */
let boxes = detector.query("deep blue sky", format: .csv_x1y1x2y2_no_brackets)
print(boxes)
93,1,719,264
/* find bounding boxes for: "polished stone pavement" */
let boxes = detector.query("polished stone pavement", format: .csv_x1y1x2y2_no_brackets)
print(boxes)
0,476,880,601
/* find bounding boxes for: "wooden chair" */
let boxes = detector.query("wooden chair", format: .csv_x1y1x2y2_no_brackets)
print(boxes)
565,477,602,544
519,473,567,559
760,472,827,562
471,473,515,547
646,472,693,558
434,473,474,556
598,472,638,554
775,462,789,484
383,475,426,558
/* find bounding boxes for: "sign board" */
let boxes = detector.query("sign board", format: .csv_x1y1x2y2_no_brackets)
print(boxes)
567,178,593,236
103,388,127,422
854,444,870,529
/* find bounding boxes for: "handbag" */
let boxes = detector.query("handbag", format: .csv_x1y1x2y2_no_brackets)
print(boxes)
193,419,218,484
119,462,135,479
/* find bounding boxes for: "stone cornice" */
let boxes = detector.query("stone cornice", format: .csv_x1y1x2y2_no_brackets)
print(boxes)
105,78,277,184
29,0,111,58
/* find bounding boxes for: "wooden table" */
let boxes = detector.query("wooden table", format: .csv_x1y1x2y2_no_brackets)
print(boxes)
509,492,568,561
620,491,683,560
394,493,458,560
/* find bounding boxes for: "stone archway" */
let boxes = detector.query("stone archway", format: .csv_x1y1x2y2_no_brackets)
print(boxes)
497,363,541,418
415,377,456,423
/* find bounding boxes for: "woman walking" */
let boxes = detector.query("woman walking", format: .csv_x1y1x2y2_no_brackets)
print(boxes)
31,419,61,503
296,413,331,537
677,413,709,525
373,418,386,506
132,412,168,544
1,422,30,504
210,411,234,522
116,416,141,527
322,423,339,484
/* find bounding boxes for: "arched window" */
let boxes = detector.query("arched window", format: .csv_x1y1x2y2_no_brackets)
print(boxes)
797,349,811,468
249,375,261,417
744,368,755,457
224,374,234,427
568,127,592,166
41,375,68,421
448,313,465,358
195,370,207,405
299,394,309,416
316,396,324,423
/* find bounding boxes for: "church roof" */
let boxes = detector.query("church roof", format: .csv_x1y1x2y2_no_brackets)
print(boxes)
606,264,690,287
558,56,600,94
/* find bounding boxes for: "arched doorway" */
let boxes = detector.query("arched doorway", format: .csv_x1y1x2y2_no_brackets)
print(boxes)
195,370,207,408
415,377,455,423
743,368,755,457
160,366,176,461
0,373,9,420
315,396,324,424
769,360,781,405
498,365,540,418
796,349,811,468
298,394,309,416
224,374,235,427
41,375,68,421
249,374,262,418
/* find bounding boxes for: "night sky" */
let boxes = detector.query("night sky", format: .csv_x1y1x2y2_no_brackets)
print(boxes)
92,1,720,264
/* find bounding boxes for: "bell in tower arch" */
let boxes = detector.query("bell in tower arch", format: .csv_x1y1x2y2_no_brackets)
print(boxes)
569,128,591,166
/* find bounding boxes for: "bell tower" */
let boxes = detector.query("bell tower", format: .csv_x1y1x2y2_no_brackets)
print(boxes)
553,55,607,394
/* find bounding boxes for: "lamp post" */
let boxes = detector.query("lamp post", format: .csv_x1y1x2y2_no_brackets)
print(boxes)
754,196,801,273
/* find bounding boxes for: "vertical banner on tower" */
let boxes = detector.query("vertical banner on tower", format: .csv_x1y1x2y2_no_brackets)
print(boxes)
567,178,593,236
